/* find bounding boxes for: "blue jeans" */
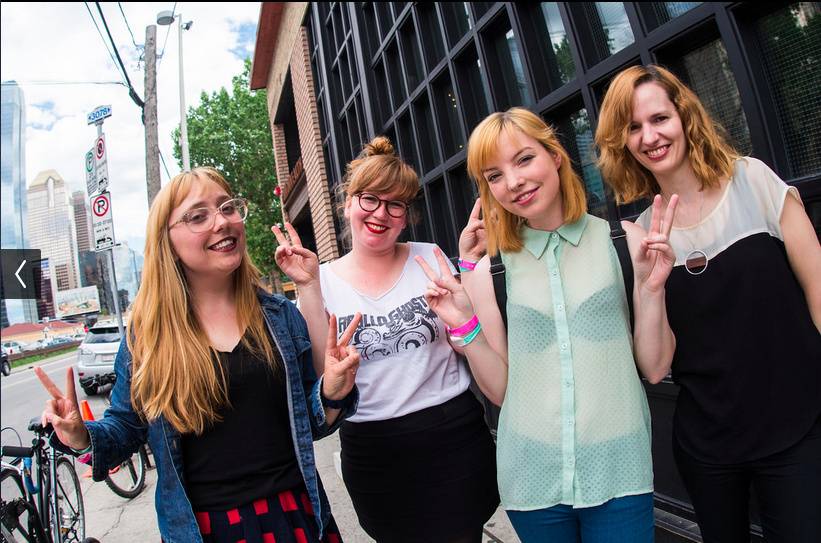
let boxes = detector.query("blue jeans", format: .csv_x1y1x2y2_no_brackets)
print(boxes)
506,493,654,543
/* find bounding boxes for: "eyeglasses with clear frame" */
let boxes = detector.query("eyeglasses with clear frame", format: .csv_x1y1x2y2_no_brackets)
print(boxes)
170,197,249,233
355,192,409,218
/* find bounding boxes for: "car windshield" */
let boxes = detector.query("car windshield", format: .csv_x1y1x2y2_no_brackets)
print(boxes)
84,327,121,344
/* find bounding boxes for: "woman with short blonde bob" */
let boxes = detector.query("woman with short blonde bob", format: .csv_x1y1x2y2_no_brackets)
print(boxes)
274,137,499,542
35,167,361,543
596,65,821,543
415,107,677,542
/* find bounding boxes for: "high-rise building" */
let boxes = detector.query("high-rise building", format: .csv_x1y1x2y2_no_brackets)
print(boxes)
27,169,81,292
113,241,141,303
35,257,55,321
1,80,37,324
78,249,112,315
71,191,93,253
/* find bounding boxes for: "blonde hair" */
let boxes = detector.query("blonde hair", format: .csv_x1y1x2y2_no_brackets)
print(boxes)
128,167,275,434
466,107,587,256
595,64,738,203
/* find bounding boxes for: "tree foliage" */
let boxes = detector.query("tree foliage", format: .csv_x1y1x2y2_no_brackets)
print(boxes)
172,59,281,280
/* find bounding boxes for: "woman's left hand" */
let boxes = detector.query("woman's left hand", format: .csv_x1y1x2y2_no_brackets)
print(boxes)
321,313,362,401
624,194,678,293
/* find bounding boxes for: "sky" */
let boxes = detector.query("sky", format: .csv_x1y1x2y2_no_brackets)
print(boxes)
1,2,262,256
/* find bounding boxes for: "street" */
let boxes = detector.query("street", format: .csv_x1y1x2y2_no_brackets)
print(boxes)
2,352,518,542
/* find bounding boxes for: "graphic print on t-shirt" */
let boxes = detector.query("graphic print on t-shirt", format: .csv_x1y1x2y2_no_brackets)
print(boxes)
337,295,439,361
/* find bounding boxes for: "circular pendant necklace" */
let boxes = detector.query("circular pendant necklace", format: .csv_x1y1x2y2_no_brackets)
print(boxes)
666,190,709,275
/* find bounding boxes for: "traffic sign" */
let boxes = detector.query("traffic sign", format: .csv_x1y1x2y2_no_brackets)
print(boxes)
84,149,97,196
91,192,115,251
87,105,112,125
94,134,109,193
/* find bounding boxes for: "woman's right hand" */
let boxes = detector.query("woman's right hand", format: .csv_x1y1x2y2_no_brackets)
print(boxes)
34,366,90,450
415,247,476,329
272,222,320,287
457,198,487,262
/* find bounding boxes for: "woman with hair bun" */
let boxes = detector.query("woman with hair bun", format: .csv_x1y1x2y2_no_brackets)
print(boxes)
596,64,821,543
273,137,499,542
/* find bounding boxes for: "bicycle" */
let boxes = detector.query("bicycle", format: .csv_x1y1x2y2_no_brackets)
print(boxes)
0,421,86,543
80,373,149,500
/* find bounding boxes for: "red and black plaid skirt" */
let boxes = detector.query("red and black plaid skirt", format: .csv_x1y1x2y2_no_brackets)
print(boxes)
194,486,343,543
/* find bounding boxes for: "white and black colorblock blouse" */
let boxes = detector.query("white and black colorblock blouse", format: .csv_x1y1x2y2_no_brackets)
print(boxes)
637,157,821,464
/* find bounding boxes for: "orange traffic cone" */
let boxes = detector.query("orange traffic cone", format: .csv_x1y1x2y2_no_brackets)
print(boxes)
80,400,95,421
79,400,95,477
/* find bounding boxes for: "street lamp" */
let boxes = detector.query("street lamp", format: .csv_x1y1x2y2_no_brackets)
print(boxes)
157,10,193,171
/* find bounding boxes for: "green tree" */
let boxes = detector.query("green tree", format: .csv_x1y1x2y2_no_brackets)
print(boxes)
172,59,282,285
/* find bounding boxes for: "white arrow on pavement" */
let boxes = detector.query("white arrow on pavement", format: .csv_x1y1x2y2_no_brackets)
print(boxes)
15,259,27,288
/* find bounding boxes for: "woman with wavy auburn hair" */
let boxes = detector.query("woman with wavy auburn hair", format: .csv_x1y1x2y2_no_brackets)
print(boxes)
415,107,678,541
596,65,821,542
35,166,362,543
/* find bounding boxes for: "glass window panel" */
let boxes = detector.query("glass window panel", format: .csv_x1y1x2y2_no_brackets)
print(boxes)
667,39,753,155
400,18,424,93
337,115,353,166
385,40,407,106
573,2,635,66
396,112,420,174
412,191,434,243
413,93,441,173
375,2,393,40
359,3,381,60
448,166,478,236
339,50,351,99
372,59,392,127
485,21,533,110
427,178,458,255
333,5,345,51
441,2,472,48
329,64,343,112
455,45,490,134
432,71,465,158
521,3,577,99
417,3,446,70
753,3,821,177
549,108,609,220
392,2,408,18
642,2,702,30
472,3,495,21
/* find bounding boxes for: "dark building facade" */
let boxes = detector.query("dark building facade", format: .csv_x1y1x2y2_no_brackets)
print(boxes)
253,3,820,540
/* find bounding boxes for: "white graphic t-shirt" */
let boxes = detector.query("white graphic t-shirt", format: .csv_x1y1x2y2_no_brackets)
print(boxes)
319,242,471,422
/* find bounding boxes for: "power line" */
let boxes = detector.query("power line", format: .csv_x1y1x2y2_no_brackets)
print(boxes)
159,150,172,180
117,2,140,51
94,2,144,110
84,2,124,85
1,80,126,87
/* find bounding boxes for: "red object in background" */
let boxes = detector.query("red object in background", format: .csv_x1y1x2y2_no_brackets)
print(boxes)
84,324,89,333
274,185,282,197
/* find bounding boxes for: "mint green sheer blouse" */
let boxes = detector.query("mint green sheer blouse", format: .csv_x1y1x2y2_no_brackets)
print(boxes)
498,214,653,510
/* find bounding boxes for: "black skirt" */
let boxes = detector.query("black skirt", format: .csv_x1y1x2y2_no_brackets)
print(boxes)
340,391,499,543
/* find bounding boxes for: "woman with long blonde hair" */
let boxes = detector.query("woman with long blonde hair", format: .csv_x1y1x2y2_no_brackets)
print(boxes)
415,107,677,542
596,64,821,543
36,167,361,543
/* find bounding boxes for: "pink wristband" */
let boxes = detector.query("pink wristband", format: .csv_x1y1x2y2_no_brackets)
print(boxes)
447,315,479,336
457,258,477,271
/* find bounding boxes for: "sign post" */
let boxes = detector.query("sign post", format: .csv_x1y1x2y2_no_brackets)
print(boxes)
86,105,123,338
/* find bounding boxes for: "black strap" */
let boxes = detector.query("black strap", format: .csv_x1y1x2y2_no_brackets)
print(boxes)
489,221,635,333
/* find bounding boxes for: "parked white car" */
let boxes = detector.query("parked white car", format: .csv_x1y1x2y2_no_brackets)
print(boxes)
76,323,122,395
1,341,27,355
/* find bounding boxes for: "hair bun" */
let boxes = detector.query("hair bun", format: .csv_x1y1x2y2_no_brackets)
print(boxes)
361,136,395,158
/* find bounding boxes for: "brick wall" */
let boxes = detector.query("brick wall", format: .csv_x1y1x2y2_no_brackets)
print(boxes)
289,26,339,262
271,123,291,223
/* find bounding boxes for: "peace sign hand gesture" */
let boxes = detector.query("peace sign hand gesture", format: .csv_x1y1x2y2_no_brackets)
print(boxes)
272,222,320,287
34,366,90,450
415,247,476,329
623,194,679,294
458,199,487,262
321,313,362,402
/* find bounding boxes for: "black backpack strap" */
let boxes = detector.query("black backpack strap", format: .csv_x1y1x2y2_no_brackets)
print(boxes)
489,253,507,330
609,218,634,330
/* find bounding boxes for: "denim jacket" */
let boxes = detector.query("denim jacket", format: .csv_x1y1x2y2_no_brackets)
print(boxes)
53,291,357,542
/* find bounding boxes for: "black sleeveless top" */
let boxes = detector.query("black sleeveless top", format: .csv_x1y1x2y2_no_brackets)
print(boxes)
638,158,821,464
182,336,303,510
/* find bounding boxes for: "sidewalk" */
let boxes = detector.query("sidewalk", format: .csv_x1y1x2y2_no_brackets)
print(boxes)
313,432,520,543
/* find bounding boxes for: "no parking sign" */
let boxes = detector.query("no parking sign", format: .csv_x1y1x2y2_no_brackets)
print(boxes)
91,191,115,251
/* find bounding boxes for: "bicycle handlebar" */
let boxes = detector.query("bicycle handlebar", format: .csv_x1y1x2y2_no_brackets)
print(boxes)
0,445,33,458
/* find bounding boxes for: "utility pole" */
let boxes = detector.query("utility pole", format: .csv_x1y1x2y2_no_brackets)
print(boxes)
144,25,161,206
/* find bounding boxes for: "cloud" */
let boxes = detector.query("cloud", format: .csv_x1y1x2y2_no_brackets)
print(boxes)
1,2,263,255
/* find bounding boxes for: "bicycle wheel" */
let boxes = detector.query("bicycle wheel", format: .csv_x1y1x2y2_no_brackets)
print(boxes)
1,468,46,542
53,457,85,543
103,447,146,499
